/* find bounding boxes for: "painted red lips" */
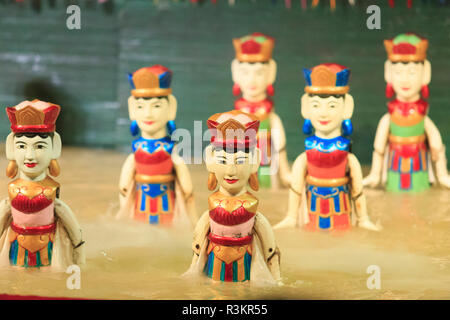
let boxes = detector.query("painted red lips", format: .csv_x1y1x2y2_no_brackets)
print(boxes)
225,179,239,184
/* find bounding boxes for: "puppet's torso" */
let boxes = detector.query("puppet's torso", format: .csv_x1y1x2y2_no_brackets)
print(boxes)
387,99,429,192
305,135,351,231
7,176,59,268
133,136,176,224
204,191,258,282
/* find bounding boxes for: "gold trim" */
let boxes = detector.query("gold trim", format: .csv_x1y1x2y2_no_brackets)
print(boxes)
388,134,426,145
131,88,172,98
305,86,349,95
135,174,175,184
306,175,349,187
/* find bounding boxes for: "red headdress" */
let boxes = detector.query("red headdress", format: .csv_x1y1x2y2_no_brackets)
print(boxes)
207,110,260,150
6,99,60,133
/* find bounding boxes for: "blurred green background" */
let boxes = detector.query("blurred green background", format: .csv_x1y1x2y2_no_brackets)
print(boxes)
0,0,448,164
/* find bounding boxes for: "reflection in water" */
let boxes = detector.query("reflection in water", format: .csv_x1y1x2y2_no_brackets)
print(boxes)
0,147,448,299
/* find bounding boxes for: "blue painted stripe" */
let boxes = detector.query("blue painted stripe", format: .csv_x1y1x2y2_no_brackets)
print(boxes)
310,193,316,211
244,253,251,280
149,215,159,224
220,261,226,281
333,193,341,213
36,251,42,268
9,240,18,265
319,217,331,229
48,241,53,265
232,261,238,282
24,249,29,268
209,252,215,278
162,194,169,212
140,190,146,211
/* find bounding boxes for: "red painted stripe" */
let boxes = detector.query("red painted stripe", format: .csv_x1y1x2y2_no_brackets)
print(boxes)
400,173,411,189
208,233,253,246
392,151,400,171
320,198,329,214
11,222,56,235
150,198,157,213
412,154,420,171
27,251,37,267
343,194,348,212
224,263,233,282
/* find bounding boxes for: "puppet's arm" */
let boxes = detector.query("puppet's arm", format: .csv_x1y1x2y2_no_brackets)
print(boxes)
54,199,85,265
190,210,210,267
348,153,381,231
0,198,11,237
270,113,291,187
274,153,307,229
363,113,390,187
118,153,135,207
254,213,281,282
172,145,198,226
425,116,450,188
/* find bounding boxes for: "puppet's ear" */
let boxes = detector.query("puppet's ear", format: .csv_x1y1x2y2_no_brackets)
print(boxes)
384,60,393,84
231,58,241,84
52,132,62,159
128,96,137,121
267,59,277,85
343,94,355,119
422,59,431,86
300,93,309,120
167,94,178,121
6,133,15,161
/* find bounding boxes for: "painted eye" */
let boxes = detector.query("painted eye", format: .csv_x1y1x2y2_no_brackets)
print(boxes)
312,104,319,108
154,105,160,108
137,105,143,109
236,159,245,164
17,145,25,149
36,144,45,149
217,159,226,164
329,105,336,109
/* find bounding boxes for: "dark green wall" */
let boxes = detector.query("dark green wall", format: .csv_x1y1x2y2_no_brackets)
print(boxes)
0,1,449,164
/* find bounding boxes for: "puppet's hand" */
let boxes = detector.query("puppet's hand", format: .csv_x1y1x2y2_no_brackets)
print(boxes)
363,173,381,188
358,218,382,232
273,216,296,230
439,175,450,189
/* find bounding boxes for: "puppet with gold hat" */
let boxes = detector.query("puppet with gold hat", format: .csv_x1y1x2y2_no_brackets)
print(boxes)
184,110,280,284
364,33,450,192
117,65,198,227
275,63,380,232
0,99,85,269
231,33,291,190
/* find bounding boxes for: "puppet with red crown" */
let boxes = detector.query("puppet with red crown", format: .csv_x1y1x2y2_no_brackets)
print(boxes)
364,33,450,192
184,110,280,284
275,64,380,232
0,99,85,270
117,65,198,227
231,33,291,189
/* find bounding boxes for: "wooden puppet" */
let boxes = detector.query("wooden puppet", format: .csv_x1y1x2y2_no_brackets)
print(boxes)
231,33,291,189
0,99,85,269
363,33,450,192
185,110,281,283
118,65,198,226
275,64,379,231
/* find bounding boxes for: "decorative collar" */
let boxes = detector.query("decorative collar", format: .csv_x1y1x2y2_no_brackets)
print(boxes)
305,135,350,153
132,136,174,153
234,98,274,119
388,99,428,116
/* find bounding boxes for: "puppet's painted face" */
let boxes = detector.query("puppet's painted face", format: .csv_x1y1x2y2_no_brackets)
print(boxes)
128,96,171,135
307,95,346,135
233,62,272,99
390,62,425,101
211,149,257,195
13,134,53,178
